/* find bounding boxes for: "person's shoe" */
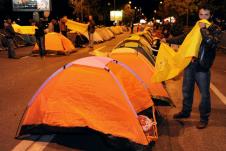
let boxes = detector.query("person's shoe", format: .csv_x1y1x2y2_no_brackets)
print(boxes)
173,111,190,119
196,121,208,129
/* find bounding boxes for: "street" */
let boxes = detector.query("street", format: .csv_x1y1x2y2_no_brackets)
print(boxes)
0,32,226,151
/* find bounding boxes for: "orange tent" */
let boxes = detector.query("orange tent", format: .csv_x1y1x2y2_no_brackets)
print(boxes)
17,56,157,145
110,48,173,106
33,32,76,55
115,35,156,65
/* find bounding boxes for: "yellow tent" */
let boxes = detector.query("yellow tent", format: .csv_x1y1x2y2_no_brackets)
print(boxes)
96,28,112,41
136,31,153,44
115,35,155,65
105,28,115,38
109,26,123,35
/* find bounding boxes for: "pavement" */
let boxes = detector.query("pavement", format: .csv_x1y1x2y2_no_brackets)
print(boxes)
0,32,226,151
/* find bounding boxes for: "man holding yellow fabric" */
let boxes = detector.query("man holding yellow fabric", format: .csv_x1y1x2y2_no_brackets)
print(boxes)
160,4,221,129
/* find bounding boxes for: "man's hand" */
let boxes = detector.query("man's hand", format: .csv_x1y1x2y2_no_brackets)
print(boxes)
199,22,206,28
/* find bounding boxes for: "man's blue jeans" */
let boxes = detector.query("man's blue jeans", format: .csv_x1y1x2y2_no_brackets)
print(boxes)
182,61,211,123
36,36,45,57
6,39,16,58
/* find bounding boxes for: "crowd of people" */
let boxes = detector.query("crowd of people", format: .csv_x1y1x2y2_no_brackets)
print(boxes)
1,14,96,59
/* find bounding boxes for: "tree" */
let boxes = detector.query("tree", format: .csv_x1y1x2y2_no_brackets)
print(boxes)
158,0,226,24
158,0,199,17
122,4,134,26
157,0,212,25
69,0,103,22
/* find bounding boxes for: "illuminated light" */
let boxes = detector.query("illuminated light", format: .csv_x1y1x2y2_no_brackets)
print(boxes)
155,19,161,23
110,10,123,21
140,19,146,24
12,0,51,11
164,16,176,23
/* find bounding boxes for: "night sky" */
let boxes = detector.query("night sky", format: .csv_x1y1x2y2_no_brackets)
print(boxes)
52,0,160,19
0,0,160,16
0,0,160,25
131,0,161,18
106,0,160,18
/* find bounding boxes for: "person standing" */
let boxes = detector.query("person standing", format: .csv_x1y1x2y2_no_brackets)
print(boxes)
87,15,95,49
54,19,60,33
130,20,134,34
35,19,46,58
161,20,171,38
60,17,68,37
4,18,17,59
48,19,60,33
163,4,221,129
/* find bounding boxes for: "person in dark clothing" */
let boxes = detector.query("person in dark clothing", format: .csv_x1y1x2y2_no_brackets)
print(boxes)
130,20,134,34
54,20,60,33
162,4,221,129
48,19,60,33
162,20,171,38
4,19,17,59
87,15,95,48
170,21,184,37
35,20,46,57
60,17,68,37
75,32,85,48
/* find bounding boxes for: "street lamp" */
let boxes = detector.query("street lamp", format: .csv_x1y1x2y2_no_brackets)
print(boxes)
129,1,131,4
160,1,163,4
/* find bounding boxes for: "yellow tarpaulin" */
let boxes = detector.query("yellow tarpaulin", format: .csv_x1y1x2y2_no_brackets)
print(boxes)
152,19,211,82
66,19,88,35
66,19,103,42
12,23,37,35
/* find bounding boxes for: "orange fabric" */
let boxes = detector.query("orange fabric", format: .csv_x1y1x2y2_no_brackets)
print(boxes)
107,63,153,113
110,53,169,99
22,65,149,145
33,32,75,53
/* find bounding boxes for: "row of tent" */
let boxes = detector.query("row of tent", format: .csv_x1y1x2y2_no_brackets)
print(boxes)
66,19,127,42
8,20,128,55
16,25,171,150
